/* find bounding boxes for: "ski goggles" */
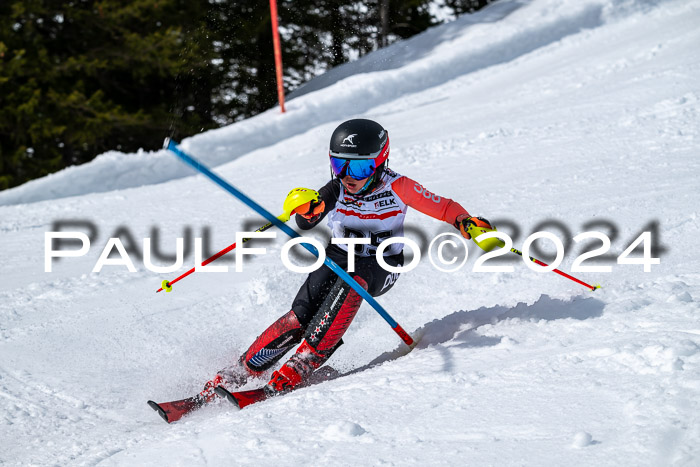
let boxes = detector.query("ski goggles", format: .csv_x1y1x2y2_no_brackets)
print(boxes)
329,156,377,180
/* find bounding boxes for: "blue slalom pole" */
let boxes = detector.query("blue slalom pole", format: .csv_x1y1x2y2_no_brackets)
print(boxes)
164,139,415,348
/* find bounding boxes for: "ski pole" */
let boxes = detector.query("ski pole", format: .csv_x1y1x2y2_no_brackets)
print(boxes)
163,138,416,348
157,219,276,293
508,247,599,291
157,188,319,293
466,224,600,292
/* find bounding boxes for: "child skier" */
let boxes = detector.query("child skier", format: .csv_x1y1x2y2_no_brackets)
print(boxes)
200,118,492,400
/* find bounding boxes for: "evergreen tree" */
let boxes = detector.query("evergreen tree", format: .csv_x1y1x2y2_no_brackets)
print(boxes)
0,0,218,189
0,0,497,190
443,0,496,16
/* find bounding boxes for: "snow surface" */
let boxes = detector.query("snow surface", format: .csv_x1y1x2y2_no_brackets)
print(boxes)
1,0,700,465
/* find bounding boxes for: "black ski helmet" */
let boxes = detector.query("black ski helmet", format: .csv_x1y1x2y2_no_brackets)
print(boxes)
329,119,389,194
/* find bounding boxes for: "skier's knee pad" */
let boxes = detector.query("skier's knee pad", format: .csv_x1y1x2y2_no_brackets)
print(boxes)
305,275,367,355
243,310,303,373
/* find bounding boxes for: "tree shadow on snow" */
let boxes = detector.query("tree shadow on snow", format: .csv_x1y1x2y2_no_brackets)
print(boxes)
338,294,605,378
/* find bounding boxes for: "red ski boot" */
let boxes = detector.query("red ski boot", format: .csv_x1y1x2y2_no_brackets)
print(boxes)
199,359,256,403
264,276,367,397
264,340,328,396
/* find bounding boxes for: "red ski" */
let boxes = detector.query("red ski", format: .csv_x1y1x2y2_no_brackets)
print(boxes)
147,388,267,423
214,386,269,409
147,396,204,423
212,365,341,409
148,366,341,422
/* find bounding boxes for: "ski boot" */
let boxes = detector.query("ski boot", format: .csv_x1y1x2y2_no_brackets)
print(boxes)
199,359,255,403
264,340,330,396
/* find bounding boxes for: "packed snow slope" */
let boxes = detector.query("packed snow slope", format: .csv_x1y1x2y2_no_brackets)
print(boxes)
1,0,699,465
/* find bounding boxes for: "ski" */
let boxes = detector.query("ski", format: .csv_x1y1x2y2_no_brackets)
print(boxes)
148,365,341,422
212,366,340,409
214,386,269,409
146,387,268,423
147,396,204,423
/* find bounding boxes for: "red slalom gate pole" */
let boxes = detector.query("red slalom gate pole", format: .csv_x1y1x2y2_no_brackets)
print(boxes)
156,220,276,293
269,0,286,113
510,248,600,292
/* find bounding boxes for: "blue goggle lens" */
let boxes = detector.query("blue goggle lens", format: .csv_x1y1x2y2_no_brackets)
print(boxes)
330,157,376,180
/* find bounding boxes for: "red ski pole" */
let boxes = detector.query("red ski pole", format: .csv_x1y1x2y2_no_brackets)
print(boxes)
509,247,599,291
156,219,276,293
467,224,600,292
157,188,320,293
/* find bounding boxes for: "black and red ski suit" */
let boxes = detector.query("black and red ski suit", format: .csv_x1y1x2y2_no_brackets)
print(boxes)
234,169,470,390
